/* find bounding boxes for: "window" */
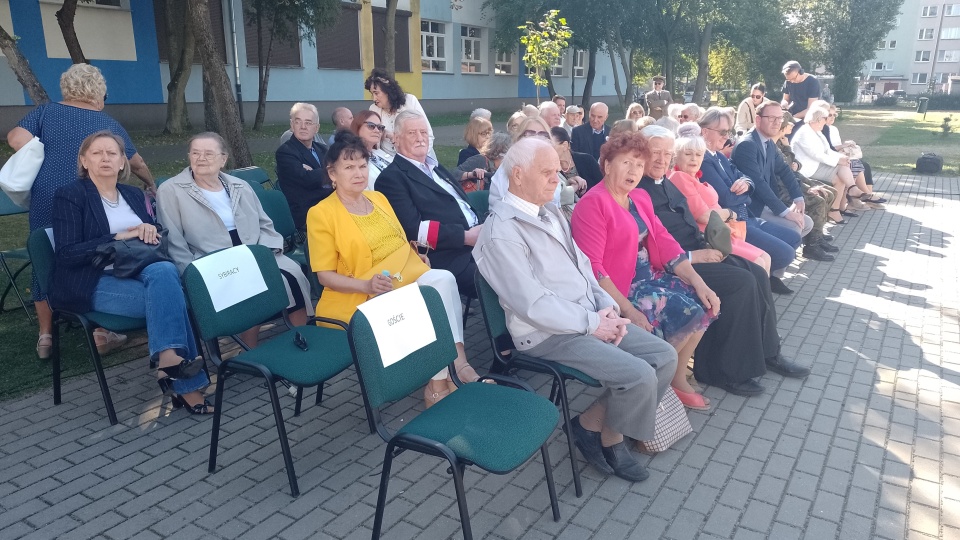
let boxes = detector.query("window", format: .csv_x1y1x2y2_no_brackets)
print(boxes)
922,5,939,17
938,49,960,61
873,62,883,70
890,40,898,49
244,16,301,67
932,72,954,83
947,4,960,15
154,0,227,64
942,27,960,39
95,0,122,6
460,25,483,73
573,50,586,77
919,28,935,40
912,72,929,84
874,62,894,71
316,5,361,70
877,40,886,49
916,50,932,62
421,20,447,72
495,50,514,75
372,8,411,73
551,52,565,77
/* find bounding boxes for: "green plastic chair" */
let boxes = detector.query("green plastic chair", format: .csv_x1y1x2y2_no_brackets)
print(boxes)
27,228,147,425
256,189,322,303
227,166,272,191
464,189,489,219
475,271,602,498
348,285,561,539
182,244,353,497
0,190,32,320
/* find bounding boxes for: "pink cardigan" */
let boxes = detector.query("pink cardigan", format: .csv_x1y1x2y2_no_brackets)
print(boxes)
571,182,684,296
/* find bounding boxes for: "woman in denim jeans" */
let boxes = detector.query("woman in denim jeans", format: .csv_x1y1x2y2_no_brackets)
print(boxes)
50,131,211,414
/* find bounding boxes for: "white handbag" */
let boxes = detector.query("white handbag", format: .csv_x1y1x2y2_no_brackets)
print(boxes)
0,106,46,209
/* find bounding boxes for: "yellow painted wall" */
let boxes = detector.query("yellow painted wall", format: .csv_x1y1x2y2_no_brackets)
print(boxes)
39,2,136,61
359,0,422,99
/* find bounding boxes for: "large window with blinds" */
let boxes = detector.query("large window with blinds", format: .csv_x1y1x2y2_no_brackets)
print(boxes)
372,7,411,72
243,16,302,67
316,4,362,69
154,0,228,63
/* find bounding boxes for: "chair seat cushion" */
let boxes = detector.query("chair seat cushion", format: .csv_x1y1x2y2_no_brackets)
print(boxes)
83,311,147,332
397,383,560,473
1,247,30,260
230,325,352,386
513,354,602,388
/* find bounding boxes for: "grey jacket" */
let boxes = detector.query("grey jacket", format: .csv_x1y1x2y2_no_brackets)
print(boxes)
473,199,617,350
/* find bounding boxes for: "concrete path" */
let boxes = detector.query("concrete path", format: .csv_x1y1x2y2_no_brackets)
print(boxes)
1,173,958,539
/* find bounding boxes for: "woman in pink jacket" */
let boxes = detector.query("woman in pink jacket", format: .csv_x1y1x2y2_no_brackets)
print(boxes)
571,132,720,410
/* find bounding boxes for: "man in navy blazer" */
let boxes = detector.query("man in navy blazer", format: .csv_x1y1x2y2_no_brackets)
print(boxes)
571,102,610,160
276,102,332,230
376,111,482,294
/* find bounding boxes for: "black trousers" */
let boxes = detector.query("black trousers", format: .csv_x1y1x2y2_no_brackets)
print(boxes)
691,255,780,384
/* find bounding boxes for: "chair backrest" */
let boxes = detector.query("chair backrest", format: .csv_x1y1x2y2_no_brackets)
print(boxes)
0,189,29,217
26,228,54,295
257,189,297,240
182,244,290,341
348,286,457,408
475,272,518,357
228,167,270,192
154,176,170,187
465,190,489,218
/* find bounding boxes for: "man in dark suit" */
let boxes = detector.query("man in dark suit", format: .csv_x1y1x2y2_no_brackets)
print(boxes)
376,110,482,294
570,102,609,160
275,102,332,230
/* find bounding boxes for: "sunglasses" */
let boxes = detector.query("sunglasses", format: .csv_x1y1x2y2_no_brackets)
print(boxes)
679,114,691,120
521,130,550,139
827,114,837,118
364,121,386,131
704,126,734,137
751,94,763,99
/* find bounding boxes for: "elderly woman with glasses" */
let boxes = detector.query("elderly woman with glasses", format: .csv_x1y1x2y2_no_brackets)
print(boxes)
678,103,703,123
736,83,766,135
157,133,313,348
349,110,393,189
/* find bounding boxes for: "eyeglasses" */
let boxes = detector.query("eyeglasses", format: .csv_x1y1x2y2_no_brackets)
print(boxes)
679,114,691,120
189,151,225,160
293,119,316,127
364,121,386,131
521,130,550,139
703,126,734,137
758,115,783,122
827,114,836,118
751,94,763,100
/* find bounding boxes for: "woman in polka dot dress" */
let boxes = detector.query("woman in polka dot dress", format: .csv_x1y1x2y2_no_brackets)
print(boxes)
6,64,156,359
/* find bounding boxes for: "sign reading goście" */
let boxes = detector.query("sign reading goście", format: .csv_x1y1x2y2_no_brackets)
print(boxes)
357,285,437,367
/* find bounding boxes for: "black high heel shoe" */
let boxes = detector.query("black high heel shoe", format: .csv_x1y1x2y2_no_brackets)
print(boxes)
171,395,214,415
157,356,205,397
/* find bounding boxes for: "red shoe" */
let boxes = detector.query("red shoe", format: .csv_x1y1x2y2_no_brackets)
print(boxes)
673,386,710,410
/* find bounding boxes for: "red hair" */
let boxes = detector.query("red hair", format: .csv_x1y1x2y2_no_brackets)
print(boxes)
599,132,650,175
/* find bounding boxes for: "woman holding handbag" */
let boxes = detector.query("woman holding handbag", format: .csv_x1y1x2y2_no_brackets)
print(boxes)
6,64,155,359
306,132,483,408
51,131,210,414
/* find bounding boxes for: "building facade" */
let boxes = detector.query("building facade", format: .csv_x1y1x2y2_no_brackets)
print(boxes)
0,0,628,131
864,0,960,94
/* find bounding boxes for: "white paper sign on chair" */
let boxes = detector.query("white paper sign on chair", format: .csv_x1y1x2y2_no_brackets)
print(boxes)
357,285,437,368
191,245,268,312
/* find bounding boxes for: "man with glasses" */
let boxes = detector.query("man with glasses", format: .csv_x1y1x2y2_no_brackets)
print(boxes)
645,76,672,120
780,60,820,123
276,102,332,230
736,83,766,135
571,102,610,160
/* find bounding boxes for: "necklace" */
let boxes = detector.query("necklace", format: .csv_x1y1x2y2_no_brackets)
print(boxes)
100,193,120,208
338,193,371,215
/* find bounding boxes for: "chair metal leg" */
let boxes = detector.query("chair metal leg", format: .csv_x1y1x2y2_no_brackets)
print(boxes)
372,443,397,540
81,321,118,425
555,377,583,498
451,461,472,540
0,256,32,320
461,296,472,327
265,377,299,496
540,445,561,521
294,386,303,417
315,384,323,406
209,364,228,473
52,319,62,405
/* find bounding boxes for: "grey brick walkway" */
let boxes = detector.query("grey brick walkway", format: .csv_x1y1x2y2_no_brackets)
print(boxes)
1,173,958,539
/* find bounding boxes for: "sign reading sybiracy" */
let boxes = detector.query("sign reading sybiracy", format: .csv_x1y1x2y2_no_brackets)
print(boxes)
357,285,437,368
192,245,268,312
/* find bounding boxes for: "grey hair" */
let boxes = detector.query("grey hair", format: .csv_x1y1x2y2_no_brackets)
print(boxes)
394,109,427,134
538,101,560,114
680,102,702,118
806,106,830,123
698,107,732,129
471,108,492,120
589,101,609,114
641,124,677,142
481,131,512,160
676,122,702,138
500,137,552,185
189,131,228,156
675,133,707,154
290,102,319,122
667,103,684,119
810,99,830,111
654,116,680,134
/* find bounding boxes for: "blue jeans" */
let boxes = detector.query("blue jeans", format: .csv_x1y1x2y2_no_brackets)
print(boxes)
91,262,207,394
745,218,799,276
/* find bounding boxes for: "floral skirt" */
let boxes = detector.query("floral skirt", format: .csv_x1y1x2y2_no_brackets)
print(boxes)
628,268,716,347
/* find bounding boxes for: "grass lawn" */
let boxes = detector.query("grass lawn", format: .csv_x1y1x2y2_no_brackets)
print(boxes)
837,107,959,175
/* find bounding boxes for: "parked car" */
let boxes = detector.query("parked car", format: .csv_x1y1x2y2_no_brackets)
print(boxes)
884,89,907,100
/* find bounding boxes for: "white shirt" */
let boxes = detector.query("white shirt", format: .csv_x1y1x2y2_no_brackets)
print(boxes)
102,195,143,235
396,153,479,245
199,187,236,231
503,191,566,244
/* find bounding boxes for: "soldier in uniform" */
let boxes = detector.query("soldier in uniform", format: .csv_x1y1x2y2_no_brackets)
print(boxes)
644,76,672,120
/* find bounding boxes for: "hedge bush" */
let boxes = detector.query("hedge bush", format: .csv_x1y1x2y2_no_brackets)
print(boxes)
918,93,960,110
874,96,899,107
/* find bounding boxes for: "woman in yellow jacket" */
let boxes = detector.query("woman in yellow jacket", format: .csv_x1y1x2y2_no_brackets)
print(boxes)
307,132,482,407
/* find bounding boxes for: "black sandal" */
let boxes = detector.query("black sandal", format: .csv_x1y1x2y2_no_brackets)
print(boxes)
157,356,205,396
840,209,859,217
172,395,214,415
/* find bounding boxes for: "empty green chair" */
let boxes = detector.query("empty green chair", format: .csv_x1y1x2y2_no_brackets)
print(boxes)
228,166,272,191
182,244,353,497
475,271,602,498
349,285,560,539
0,190,32,320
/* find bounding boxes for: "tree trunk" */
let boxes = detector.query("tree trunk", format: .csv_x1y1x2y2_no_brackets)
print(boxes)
163,0,194,135
663,37,675,97
0,24,50,104
55,0,87,64
189,0,251,166
608,45,623,109
253,13,276,130
545,70,556,101
581,44,596,107
202,76,220,132
384,0,397,76
692,22,712,107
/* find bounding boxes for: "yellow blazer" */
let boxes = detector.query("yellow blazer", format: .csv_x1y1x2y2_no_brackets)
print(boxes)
307,191,428,326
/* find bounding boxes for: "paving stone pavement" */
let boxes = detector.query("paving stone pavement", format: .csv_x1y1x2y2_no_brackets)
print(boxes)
1,172,958,540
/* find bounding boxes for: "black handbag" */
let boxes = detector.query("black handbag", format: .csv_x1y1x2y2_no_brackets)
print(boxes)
92,228,173,278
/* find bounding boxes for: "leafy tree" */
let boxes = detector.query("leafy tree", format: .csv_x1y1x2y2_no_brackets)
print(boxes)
0,23,49,104
519,10,572,103
244,0,339,130
708,39,749,90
